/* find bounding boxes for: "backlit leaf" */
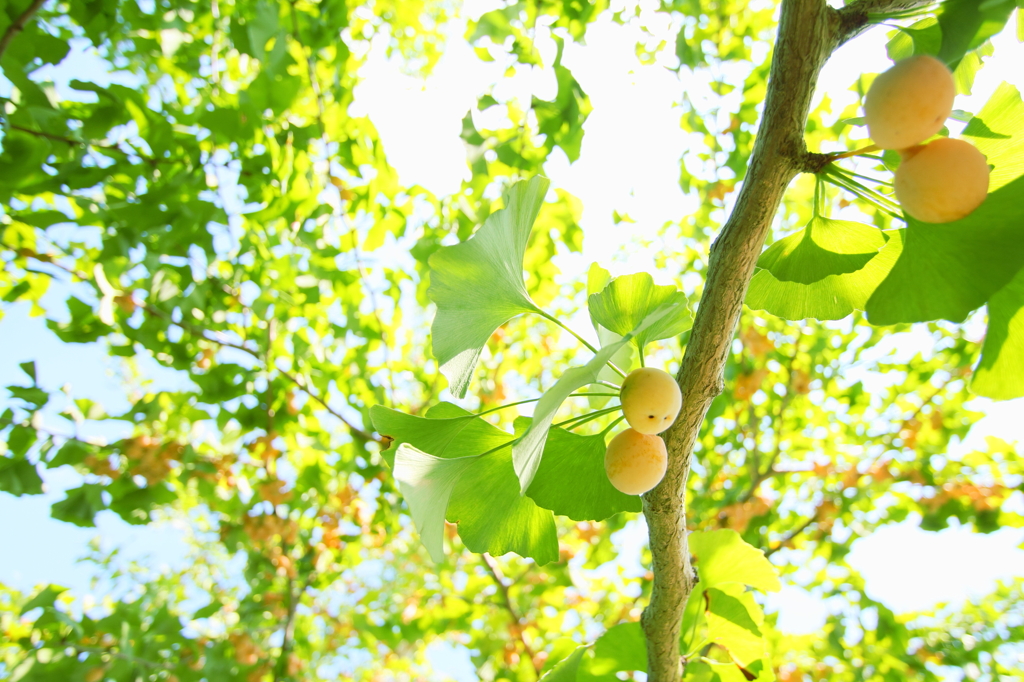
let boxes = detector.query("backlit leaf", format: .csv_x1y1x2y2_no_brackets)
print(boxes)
428,176,549,397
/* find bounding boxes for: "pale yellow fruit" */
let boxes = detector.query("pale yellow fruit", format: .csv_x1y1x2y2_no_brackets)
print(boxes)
894,138,990,223
604,428,667,495
619,367,682,435
864,55,955,150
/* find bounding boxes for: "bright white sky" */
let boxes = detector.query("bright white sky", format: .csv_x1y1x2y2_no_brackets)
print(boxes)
2,3,1024,677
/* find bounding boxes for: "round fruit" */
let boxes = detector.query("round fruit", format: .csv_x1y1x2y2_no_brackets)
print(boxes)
619,367,682,435
894,137,990,223
604,428,668,495
864,55,955,150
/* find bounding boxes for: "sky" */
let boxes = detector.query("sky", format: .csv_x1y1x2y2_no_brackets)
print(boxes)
2,2,1024,679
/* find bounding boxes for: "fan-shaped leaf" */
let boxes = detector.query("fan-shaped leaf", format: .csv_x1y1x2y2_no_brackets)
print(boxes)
587,273,692,350
757,216,886,285
428,176,549,397
690,529,780,593
746,230,903,321
522,423,641,521
370,403,558,564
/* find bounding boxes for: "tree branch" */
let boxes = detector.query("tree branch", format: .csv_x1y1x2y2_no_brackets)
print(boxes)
643,1,939,674
641,1,849,679
481,553,541,679
0,0,46,59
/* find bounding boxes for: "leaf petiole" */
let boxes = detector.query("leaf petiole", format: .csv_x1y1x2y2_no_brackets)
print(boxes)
552,405,621,430
472,393,621,419
537,310,628,378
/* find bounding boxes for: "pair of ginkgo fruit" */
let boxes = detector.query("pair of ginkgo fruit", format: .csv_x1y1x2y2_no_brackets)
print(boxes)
864,54,990,223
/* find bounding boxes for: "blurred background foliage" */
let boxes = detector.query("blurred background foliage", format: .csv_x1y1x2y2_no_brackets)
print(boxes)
0,0,1022,680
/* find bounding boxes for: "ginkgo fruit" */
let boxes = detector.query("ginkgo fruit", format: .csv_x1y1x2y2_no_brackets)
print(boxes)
604,428,668,495
619,367,682,435
864,55,955,150
894,138,990,223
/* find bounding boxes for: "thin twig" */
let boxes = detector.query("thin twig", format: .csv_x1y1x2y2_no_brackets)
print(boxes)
0,0,47,59
481,553,541,679
764,515,818,557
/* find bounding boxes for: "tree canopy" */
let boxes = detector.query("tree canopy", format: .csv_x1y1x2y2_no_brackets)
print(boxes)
1,0,1023,681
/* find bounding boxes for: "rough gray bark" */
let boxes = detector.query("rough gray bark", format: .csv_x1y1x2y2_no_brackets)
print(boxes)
640,1,935,680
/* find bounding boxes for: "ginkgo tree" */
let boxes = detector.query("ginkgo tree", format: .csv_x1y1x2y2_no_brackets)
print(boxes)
1,0,1023,681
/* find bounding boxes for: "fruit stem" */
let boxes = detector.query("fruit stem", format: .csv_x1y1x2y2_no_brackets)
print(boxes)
827,143,880,161
821,166,902,219
472,393,621,419
552,405,621,430
537,311,629,379
599,415,626,437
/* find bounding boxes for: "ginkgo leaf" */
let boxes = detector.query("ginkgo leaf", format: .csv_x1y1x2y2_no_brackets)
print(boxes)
369,405,477,468
757,216,886,285
587,273,692,351
427,176,549,398
973,267,1024,400
704,586,765,667
393,444,479,563
689,529,781,593
370,402,558,564
521,423,641,521
541,646,589,682
962,82,1024,192
512,303,679,495
583,622,647,677
746,230,903,321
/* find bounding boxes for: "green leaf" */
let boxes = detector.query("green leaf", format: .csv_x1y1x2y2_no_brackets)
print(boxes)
689,529,781,593
705,587,765,667
107,478,176,525
193,601,222,619
369,406,477,469
865,176,1024,324
541,646,589,682
393,444,479,563
885,17,942,61
427,176,549,397
7,425,37,457
973,267,1024,399
20,585,68,616
962,82,1024,192
587,273,692,351
746,230,904,321
48,439,92,467
19,360,36,383
0,457,44,496
523,424,641,521
757,217,886,285
938,0,1015,69
371,403,558,564
50,484,106,527
6,385,49,408
512,305,676,495
582,622,647,679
